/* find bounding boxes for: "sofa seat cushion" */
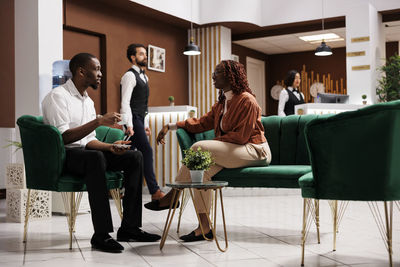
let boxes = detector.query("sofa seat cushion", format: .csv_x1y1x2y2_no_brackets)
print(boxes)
212,165,312,188
298,172,316,198
57,171,124,192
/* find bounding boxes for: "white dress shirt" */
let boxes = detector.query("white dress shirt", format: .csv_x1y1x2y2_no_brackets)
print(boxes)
277,87,305,117
42,79,97,148
120,65,148,128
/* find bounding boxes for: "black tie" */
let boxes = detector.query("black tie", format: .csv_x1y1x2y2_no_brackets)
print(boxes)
293,88,299,94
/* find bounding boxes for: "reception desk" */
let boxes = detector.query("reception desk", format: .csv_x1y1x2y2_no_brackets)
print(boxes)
295,103,367,115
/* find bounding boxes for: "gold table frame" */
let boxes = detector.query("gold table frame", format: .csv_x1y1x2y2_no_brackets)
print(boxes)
159,181,228,252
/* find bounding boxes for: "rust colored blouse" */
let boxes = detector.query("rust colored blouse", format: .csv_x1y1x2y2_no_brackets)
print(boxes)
176,92,266,145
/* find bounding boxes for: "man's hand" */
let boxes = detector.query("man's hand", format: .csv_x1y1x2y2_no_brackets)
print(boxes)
145,127,151,136
110,140,131,155
125,126,134,137
99,112,121,126
156,125,169,145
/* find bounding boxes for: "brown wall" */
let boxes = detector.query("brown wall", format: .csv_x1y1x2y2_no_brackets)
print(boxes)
267,47,347,115
386,41,399,60
0,0,15,127
64,0,189,113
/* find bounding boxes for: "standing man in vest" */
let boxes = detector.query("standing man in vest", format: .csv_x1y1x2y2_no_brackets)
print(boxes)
278,70,305,116
120,44,165,205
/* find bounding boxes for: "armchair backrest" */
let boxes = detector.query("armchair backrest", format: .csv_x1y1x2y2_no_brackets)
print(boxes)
176,114,322,165
17,115,65,191
304,100,400,201
17,116,125,191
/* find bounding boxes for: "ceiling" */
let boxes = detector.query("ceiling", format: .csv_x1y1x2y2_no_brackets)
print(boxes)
234,21,400,55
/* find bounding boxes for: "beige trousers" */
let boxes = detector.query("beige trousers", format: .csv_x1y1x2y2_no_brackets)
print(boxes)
175,140,271,212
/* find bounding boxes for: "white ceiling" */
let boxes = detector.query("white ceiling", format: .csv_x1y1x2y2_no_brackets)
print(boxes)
233,21,400,55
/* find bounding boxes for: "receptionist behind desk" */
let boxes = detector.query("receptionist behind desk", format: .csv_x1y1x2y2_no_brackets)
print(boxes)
278,70,305,116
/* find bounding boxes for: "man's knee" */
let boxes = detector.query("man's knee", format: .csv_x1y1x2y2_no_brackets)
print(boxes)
125,150,143,166
85,150,107,171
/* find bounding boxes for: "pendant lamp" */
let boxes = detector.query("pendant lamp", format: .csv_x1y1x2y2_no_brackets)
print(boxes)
315,0,332,56
183,0,201,56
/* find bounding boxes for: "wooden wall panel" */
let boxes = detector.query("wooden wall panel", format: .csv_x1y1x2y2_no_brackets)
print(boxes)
64,0,188,113
0,0,15,127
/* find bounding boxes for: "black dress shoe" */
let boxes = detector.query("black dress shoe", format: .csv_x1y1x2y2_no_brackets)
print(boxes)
144,199,180,211
91,233,124,253
179,230,213,242
117,227,161,242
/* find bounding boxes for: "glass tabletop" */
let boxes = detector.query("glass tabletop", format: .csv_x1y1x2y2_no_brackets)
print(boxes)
166,181,228,189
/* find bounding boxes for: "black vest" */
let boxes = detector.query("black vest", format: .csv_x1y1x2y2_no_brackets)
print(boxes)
125,68,149,118
284,88,305,116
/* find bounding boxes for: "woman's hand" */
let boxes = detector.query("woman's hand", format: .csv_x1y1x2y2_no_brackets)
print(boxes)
156,125,169,145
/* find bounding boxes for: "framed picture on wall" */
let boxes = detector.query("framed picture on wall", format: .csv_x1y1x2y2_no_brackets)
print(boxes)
148,44,166,72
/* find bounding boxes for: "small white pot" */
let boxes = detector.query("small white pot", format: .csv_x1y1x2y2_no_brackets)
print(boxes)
190,170,204,183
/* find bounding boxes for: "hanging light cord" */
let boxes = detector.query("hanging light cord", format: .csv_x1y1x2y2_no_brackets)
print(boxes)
321,0,325,31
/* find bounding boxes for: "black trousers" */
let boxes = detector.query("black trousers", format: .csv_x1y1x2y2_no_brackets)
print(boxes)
130,114,159,194
64,147,143,234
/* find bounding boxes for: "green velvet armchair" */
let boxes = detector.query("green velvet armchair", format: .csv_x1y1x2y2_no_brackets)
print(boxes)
17,115,125,249
299,100,400,266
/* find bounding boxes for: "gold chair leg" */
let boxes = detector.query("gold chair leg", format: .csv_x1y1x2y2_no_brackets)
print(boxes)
314,199,320,244
61,192,82,250
300,198,318,266
110,188,123,220
332,200,338,251
368,201,393,267
23,189,32,243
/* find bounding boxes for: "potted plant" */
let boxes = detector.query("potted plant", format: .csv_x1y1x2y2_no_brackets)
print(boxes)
376,54,400,102
181,147,214,182
168,96,175,106
362,94,367,105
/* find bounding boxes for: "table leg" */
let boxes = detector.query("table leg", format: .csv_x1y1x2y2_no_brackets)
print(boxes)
160,189,182,250
188,187,228,252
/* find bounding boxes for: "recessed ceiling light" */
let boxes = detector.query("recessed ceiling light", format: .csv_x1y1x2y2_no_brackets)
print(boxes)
299,33,340,42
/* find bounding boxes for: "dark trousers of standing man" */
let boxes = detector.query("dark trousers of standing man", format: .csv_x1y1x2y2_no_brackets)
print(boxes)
130,114,159,195
64,147,143,234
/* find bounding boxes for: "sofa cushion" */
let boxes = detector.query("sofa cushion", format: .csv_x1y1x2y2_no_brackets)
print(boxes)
212,165,312,188
261,116,282,165
58,171,124,192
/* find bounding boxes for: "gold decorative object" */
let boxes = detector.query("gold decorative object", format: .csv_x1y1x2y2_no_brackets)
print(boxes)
352,65,370,71
346,51,366,57
351,36,370,43
276,64,346,103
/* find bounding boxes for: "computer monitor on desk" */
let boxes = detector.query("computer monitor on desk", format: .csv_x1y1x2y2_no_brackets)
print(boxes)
316,93,349,104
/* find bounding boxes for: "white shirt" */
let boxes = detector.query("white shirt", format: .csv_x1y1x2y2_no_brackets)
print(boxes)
120,65,148,128
277,87,305,117
42,79,97,148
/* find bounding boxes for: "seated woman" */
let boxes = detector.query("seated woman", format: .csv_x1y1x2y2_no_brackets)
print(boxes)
147,60,271,242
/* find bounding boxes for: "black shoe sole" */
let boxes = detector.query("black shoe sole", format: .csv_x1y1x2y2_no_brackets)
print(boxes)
144,200,180,211
117,236,161,242
91,245,123,253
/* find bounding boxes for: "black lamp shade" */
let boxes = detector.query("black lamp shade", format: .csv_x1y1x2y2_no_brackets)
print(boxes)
315,41,332,56
184,41,201,56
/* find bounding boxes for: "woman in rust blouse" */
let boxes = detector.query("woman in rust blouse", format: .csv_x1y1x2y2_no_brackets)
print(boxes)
150,60,271,242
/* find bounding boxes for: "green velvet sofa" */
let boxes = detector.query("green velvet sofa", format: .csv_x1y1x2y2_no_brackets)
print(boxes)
176,114,328,188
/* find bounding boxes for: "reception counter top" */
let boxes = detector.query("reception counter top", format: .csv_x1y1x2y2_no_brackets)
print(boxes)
295,103,368,115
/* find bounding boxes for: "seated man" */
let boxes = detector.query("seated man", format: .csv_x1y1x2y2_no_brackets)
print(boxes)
42,53,160,253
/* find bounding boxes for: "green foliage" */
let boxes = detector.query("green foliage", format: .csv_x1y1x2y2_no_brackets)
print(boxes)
376,54,400,102
168,96,175,102
362,94,367,100
4,140,22,153
181,147,214,171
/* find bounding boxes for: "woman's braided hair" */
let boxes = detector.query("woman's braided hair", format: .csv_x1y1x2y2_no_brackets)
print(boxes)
217,60,255,103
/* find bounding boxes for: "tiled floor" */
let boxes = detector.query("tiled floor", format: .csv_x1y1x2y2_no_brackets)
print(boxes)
0,190,399,267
